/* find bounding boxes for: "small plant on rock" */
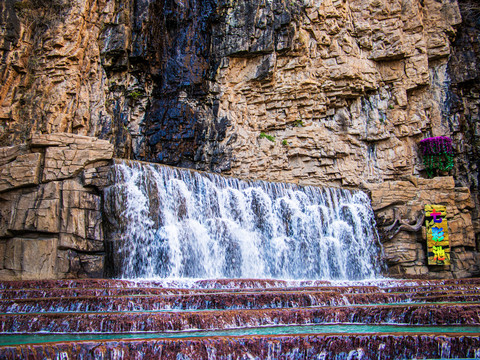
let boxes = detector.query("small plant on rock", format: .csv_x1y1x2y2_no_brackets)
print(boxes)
127,90,144,100
259,132,275,142
294,119,305,127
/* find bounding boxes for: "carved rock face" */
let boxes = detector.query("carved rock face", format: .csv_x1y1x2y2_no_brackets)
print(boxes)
369,177,478,278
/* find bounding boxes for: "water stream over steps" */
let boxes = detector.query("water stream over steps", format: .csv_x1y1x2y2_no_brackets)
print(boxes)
1,161,480,358
0,279,480,359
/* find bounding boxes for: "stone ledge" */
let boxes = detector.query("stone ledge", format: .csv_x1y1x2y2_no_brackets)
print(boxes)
0,153,42,193
0,144,28,166
31,133,113,150
32,133,114,182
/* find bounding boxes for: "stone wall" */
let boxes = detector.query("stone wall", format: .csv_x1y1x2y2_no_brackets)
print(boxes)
447,0,480,260
215,0,461,188
0,133,112,280
370,176,479,278
0,0,132,155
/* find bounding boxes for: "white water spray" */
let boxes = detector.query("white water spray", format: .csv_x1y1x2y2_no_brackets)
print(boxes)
104,160,382,280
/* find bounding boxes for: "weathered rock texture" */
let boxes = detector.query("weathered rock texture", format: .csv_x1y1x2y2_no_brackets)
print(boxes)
0,0,479,278
371,176,479,278
0,0,465,180
0,133,112,280
215,0,461,187
447,0,480,264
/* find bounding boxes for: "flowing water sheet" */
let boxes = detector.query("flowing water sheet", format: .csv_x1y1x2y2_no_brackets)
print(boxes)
104,160,383,280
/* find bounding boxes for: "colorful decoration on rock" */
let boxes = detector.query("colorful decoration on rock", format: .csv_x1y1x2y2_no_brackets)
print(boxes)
425,204,450,266
419,137,454,178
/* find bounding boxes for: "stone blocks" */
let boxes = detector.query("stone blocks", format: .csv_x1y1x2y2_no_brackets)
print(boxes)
4,237,57,280
0,133,113,280
31,133,114,182
369,176,478,278
0,153,42,192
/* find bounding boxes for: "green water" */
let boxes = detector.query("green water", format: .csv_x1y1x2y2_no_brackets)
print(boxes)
1,324,479,346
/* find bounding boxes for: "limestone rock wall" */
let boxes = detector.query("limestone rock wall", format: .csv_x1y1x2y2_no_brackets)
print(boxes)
447,0,480,260
216,0,461,187
371,176,479,278
0,0,465,182
0,0,133,156
0,133,112,280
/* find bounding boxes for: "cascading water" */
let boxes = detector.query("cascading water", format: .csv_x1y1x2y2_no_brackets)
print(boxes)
104,160,382,280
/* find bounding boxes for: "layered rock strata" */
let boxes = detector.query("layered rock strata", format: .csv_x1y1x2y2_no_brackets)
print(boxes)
447,0,480,260
0,0,466,183
371,176,479,278
0,133,112,280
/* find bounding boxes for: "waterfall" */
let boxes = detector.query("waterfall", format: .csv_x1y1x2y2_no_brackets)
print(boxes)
104,160,382,280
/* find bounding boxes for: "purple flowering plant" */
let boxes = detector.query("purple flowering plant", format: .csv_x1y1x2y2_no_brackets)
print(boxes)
419,136,454,178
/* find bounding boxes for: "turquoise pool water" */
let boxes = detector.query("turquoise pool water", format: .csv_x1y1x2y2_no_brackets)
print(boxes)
1,324,479,346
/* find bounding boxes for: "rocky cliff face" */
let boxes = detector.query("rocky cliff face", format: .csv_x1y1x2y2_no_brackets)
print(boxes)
0,0,479,279
1,0,463,180
448,0,480,261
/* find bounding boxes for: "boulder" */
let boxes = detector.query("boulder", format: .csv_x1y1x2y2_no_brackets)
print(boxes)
31,133,114,182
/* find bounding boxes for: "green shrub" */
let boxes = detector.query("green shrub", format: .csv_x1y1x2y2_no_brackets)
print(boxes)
127,90,143,100
259,132,275,142
419,136,455,178
294,119,304,127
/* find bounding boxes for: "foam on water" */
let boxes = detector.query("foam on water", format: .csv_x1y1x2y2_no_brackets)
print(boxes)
104,160,383,280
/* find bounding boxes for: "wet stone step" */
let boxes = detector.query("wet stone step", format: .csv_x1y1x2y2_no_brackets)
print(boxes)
0,333,479,360
1,303,479,333
2,278,480,290
0,279,142,290
2,324,480,346
383,285,480,293
0,286,389,301
0,285,390,300
3,283,480,300
3,290,480,313
0,291,428,313
0,279,310,290
1,278,479,359
195,278,480,289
